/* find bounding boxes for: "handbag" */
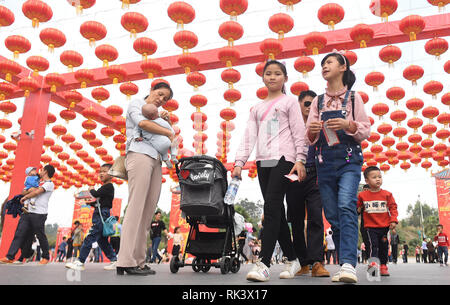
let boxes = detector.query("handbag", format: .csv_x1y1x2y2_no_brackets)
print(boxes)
97,201,117,237
108,155,128,180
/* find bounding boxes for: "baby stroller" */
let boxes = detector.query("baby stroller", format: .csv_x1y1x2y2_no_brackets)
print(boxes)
169,155,240,274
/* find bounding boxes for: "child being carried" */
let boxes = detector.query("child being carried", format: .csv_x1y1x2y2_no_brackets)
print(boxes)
22,167,40,213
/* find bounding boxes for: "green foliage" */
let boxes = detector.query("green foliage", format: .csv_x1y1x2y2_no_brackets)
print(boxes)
45,223,59,248
235,198,263,234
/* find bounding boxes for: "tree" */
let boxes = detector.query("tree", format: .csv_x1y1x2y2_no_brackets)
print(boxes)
405,200,438,228
235,198,263,221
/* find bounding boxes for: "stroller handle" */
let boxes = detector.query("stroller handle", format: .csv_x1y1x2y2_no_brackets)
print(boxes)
175,155,228,176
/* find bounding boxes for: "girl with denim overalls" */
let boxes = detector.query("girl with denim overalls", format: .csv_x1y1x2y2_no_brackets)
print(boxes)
306,52,371,283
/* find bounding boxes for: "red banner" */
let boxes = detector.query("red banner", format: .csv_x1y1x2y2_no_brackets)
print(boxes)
435,175,450,237
54,227,72,261
167,192,190,254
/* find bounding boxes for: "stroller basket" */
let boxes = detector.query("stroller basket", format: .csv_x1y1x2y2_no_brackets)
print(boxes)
176,155,228,217
188,232,230,256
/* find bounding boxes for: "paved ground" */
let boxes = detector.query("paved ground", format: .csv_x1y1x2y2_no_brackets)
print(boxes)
0,259,449,285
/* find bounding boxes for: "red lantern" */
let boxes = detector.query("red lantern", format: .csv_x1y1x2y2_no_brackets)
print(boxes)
278,0,301,11
386,87,405,106
17,77,39,97
423,80,443,99
26,56,49,76
399,15,425,41
167,1,195,29
408,134,422,145
106,65,127,84
407,117,423,132
403,65,424,86
224,89,241,105
257,87,268,100
368,132,381,143
436,129,450,142
5,35,31,59
260,38,283,60
294,56,315,77
187,72,206,90
0,6,15,28
119,0,141,10
365,71,385,91
82,120,97,132
0,101,16,117
61,134,75,146
369,0,398,21
67,0,96,14
133,37,157,61
393,127,407,141
220,0,248,20
219,21,244,46
45,73,65,93
344,50,358,66
190,95,207,111
22,0,52,28
422,106,440,123
290,82,309,96
221,68,241,89
421,138,435,149
60,50,83,71
65,90,83,108
100,127,114,139
174,30,198,53
350,24,374,48
163,99,179,113
437,113,450,128
441,92,450,110
120,82,139,99
141,59,162,79
268,13,294,40
427,0,449,10
0,82,15,101
121,12,148,38
390,110,407,126
52,125,67,138
106,105,123,120
91,87,109,103
445,60,450,74
220,108,236,121
0,60,21,82
382,137,395,148
425,37,448,59
317,3,345,30
377,123,392,136
39,28,66,53
218,46,240,68
422,124,437,138
60,109,76,123
379,45,401,67
406,98,424,115
80,21,107,46
74,69,95,88
95,44,118,67
47,113,56,125
177,54,199,74
303,32,327,56
82,131,96,141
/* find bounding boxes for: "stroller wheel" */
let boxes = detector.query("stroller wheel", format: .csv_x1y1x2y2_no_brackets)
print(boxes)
230,257,240,273
201,259,211,273
192,258,201,272
170,256,180,274
220,257,230,274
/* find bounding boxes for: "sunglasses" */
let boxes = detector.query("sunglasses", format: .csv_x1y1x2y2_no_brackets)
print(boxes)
303,101,312,107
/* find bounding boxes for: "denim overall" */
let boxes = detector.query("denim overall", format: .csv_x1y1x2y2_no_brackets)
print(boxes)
314,90,363,267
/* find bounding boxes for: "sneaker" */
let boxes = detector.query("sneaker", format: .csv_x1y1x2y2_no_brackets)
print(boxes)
279,259,301,279
246,260,270,282
12,260,24,265
65,260,84,270
295,265,310,276
380,264,390,276
38,259,49,265
331,270,341,282
0,257,14,264
104,261,117,270
338,263,357,283
311,262,330,277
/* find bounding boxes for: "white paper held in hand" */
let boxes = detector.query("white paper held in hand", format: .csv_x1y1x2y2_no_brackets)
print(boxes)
284,174,298,182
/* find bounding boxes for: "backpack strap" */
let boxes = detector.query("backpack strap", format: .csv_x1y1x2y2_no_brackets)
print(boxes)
350,91,355,121
317,94,325,117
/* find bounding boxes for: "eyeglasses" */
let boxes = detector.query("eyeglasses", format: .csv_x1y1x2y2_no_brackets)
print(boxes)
303,101,312,107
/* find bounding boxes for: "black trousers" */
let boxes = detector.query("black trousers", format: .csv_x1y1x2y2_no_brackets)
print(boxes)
286,168,324,266
257,157,296,267
366,227,389,265
7,213,49,260
391,244,398,263
110,236,120,255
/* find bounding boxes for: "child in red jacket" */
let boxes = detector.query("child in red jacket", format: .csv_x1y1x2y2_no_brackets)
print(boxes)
434,224,449,266
357,166,398,276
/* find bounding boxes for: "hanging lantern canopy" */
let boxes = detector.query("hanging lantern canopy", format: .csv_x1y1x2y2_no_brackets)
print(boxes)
74,69,95,89
386,87,405,106
120,0,141,10
350,24,374,48
425,37,448,59
44,73,65,93
0,82,15,101
399,15,425,41
303,32,327,55
67,0,96,14
0,60,22,82
219,21,244,46
39,28,66,53
403,65,424,86
121,12,148,39
290,81,309,96
133,37,157,61
407,117,424,132
379,45,401,67
344,50,358,66
423,80,443,99
422,106,440,123
278,0,301,11
65,90,83,108
141,59,162,79
218,46,240,68
95,44,118,67
221,68,241,89
26,56,49,76
256,87,268,100
220,0,248,20
60,50,83,72
174,30,198,53
294,56,315,78
120,82,139,100
406,98,424,115
190,95,207,111
369,0,398,22
167,1,195,29
268,13,294,40
4,35,31,59
60,109,76,124
317,3,345,30
390,109,407,126
260,38,283,60
0,6,15,29
106,105,123,120
186,72,206,90
80,21,107,47
22,0,53,28
224,89,241,105
365,71,385,91
177,54,199,74
17,77,39,97
91,87,109,103
106,65,127,84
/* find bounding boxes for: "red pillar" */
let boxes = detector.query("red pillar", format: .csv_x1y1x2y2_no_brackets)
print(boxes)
0,89,51,258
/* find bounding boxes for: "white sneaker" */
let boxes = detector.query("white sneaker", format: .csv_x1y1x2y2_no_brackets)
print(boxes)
246,261,270,282
331,270,341,282
279,259,301,279
338,263,357,283
104,261,117,270
65,260,85,271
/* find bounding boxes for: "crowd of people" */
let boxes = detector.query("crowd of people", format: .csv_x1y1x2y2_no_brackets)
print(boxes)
0,52,448,285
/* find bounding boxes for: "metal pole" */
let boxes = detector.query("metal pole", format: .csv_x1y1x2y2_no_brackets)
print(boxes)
418,195,425,240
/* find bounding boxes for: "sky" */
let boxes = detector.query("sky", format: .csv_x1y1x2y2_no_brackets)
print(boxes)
0,0,448,227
